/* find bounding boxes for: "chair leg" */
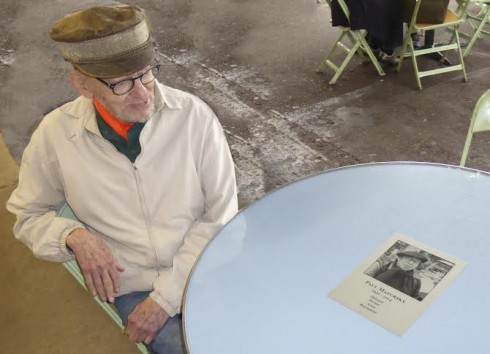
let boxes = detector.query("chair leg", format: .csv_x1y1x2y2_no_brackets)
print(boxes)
345,31,365,58
317,31,348,73
329,40,361,84
358,35,386,77
455,27,468,82
408,39,423,90
471,3,489,34
463,6,490,56
454,0,466,16
317,25,386,84
397,25,424,90
396,29,411,73
317,28,366,84
460,131,474,167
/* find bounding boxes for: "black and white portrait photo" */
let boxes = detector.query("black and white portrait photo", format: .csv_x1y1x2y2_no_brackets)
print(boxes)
364,240,455,301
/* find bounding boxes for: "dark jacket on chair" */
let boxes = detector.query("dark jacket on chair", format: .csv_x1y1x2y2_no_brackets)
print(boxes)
330,0,404,51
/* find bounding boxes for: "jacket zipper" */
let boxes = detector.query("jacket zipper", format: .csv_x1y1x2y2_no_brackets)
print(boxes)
91,132,161,269
132,165,161,270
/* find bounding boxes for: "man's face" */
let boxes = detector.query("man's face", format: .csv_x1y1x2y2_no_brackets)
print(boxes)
85,66,156,123
397,255,422,271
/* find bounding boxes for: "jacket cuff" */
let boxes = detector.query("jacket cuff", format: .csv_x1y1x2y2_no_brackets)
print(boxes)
59,224,84,258
149,291,178,317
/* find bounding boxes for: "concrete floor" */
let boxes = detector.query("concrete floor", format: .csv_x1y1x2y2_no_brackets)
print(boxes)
0,0,489,353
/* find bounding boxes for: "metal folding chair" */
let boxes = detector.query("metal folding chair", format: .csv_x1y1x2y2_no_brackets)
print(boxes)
58,203,149,354
460,89,490,167
316,0,385,84
453,0,490,56
396,0,468,90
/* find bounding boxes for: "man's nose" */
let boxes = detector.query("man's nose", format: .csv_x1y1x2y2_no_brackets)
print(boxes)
130,79,150,100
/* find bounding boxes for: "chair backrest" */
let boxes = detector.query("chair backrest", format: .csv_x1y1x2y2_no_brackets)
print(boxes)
404,0,455,27
335,0,351,19
460,89,490,166
406,0,423,29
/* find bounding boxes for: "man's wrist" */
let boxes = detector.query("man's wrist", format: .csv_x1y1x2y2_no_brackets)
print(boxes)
149,291,178,317
66,227,85,250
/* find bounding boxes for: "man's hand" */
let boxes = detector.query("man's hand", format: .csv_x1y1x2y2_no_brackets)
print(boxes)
66,228,124,302
125,297,170,344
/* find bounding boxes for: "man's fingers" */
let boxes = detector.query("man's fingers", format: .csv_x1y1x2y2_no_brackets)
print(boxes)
130,329,155,344
102,270,116,302
126,315,152,343
125,297,169,344
91,272,107,301
126,325,146,343
80,262,122,302
125,328,135,340
125,326,137,342
144,334,156,345
69,229,122,301
108,267,121,295
82,272,97,296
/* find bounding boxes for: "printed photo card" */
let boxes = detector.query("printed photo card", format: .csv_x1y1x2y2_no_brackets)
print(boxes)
329,233,466,336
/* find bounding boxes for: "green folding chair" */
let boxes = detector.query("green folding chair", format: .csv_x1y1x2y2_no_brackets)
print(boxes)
460,89,490,167
453,0,490,56
316,0,385,84
396,0,468,90
58,203,149,354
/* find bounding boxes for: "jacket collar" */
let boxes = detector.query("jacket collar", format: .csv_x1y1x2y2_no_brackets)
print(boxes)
154,81,182,110
60,81,182,140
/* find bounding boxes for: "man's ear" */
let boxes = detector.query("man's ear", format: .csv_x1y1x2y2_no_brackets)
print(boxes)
69,69,93,98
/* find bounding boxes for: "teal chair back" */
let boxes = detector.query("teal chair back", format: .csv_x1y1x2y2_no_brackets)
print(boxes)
58,203,149,354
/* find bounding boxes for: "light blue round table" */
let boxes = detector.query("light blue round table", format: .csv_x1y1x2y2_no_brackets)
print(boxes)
183,162,490,354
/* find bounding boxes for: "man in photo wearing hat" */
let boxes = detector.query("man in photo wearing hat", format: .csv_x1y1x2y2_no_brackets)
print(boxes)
6,4,238,354
365,248,429,300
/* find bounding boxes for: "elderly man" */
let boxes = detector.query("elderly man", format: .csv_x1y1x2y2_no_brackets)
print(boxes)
6,4,237,354
365,249,429,300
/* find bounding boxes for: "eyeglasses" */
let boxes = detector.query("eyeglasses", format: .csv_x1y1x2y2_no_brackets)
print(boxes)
96,64,161,96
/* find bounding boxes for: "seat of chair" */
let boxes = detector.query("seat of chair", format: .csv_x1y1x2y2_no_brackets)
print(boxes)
416,10,463,29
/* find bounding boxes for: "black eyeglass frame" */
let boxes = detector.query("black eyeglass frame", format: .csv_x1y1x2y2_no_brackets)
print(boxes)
96,64,161,96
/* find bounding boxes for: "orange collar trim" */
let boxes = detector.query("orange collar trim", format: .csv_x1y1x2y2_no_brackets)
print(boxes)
93,96,134,140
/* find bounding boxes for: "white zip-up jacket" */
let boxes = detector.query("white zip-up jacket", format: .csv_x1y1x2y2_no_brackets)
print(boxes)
7,82,238,316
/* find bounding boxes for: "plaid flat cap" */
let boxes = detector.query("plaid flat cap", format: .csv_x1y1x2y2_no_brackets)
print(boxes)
50,4,155,78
